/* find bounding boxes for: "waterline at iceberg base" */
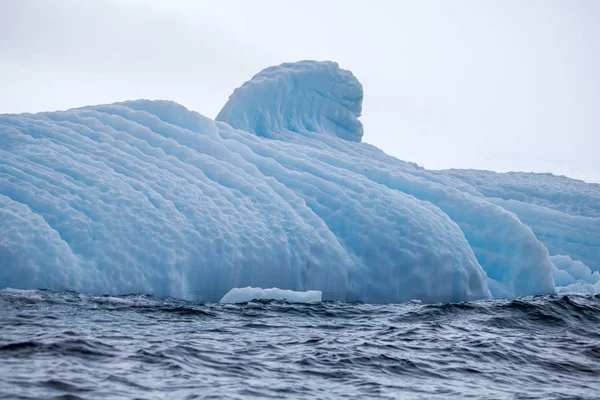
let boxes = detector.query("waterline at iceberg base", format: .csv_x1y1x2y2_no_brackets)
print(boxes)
1,60,599,303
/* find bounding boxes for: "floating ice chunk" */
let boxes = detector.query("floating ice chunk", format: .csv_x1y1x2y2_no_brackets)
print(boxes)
219,287,322,304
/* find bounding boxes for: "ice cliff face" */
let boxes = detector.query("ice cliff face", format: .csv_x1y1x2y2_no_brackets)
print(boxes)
1,61,598,302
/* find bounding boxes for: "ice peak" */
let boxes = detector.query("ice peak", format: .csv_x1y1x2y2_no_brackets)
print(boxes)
216,60,364,142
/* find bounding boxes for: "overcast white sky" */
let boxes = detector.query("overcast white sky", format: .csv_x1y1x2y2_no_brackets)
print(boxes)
2,0,599,182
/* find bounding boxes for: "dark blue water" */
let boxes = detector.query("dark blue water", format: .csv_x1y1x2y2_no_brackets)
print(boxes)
1,289,598,399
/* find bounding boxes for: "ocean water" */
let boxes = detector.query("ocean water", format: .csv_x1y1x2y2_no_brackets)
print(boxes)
0,289,598,399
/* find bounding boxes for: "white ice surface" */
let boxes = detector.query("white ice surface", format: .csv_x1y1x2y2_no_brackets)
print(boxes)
219,287,322,304
1,60,597,303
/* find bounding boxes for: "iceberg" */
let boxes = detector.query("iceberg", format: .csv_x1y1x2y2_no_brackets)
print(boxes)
1,60,598,303
219,287,322,304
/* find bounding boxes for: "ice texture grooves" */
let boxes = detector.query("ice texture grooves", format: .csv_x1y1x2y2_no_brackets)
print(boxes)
1,60,597,302
216,61,364,142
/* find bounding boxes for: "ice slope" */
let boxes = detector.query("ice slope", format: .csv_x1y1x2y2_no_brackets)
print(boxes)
444,170,600,277
0,60,595,302
442,170,600,218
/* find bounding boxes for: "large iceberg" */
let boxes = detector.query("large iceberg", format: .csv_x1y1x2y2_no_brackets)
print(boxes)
1,60,598,303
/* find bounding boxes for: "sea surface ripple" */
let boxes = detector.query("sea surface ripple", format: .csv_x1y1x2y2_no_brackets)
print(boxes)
1,289,599,399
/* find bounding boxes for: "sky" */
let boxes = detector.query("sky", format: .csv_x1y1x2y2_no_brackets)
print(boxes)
1,0,599,183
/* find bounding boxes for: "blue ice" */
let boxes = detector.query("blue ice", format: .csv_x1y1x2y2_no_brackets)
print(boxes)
1,60,598,303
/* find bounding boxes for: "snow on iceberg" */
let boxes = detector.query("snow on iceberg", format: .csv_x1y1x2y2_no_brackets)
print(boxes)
0,60,597,303
219,287,322,304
